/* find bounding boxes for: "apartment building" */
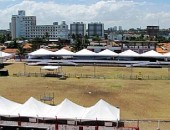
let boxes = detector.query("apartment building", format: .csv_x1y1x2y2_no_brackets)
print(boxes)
88,22,104,38
10,10,68,40
70,22,86,36
121,41,157,54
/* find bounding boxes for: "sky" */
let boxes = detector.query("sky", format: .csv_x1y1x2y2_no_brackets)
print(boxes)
0,0,170,30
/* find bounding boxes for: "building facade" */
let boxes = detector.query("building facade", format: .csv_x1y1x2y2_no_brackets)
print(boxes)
121,41,157,53
147,26,159,37
10,10,68,40
27,21,68,40
88,22,104,38
70,22,86,36
10,10,36,39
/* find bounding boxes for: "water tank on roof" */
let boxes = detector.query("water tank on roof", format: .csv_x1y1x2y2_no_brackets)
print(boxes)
53,22,58,25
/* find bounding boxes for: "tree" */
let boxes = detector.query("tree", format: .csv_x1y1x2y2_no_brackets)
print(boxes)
7,39,19,48
31,37,44,51
6,33,12,41
104,34,108,40
17,45,26,61
71,34,90,52
71,34,76,40
0,34,6,43
58,38,65,49
44,32,50,42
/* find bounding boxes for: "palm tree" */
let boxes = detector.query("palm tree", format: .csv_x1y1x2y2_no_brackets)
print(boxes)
31,37,44,51
17,45,26,61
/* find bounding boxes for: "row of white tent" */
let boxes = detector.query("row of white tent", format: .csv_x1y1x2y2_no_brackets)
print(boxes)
0,96,120,122
0,51,12,58
28,48,170,58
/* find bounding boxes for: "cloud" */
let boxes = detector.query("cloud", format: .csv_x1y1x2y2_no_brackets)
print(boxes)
0,0,170,30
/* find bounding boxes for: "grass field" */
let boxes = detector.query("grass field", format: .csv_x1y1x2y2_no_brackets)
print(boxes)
1,63,170,123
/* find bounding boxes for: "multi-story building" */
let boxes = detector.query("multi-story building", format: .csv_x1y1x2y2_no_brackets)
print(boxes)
28,21,68,40
147,26,159,37
88,22,104,38
10,10,36,39
118,26,122,31
10,10,68,40
121,41,157,54
70,22,86,36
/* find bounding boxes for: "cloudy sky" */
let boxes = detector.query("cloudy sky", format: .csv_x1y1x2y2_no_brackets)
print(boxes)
0,0,170,30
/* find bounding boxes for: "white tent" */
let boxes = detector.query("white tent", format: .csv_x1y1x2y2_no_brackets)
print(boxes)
97,49,118,56
162,52,170,58
10,97,52,118
41,66,61,70
53,48,74,56
81,99,120,121
49,98,85,120
0,96,21,116
75,49,96,56
140,50,163,57
0,51,12,58
118,50,139,57
28,48,54,56
0,97,120,122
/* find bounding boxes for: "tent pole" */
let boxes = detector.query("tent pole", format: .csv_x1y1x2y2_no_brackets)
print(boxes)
55,116,58,130
95,118,98,130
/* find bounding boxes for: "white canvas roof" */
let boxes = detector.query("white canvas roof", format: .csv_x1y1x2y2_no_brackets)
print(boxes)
29,48,54,56
162,52,170,57
140,50,163,57
97,49,118,56
10,97,52,118
0,97,120,122
118,50,139,57
53,48,74,56
0,51,12,58
41,66,61,70
0,96,21,116
49,99,85,120
75,49,96,56
81,99,120,121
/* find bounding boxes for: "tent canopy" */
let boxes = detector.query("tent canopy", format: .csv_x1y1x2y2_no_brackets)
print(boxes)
0,51,12,58
41,66,61,70
0,97,120,122
163,52,170,57
81,99,120,121
140,50,163,57
53,48,74,56
118,50,139,57
97,49,118,56
10,97,52,118
75,49,96,56
0,96,21,116
29,48,54,56
48,98,85,119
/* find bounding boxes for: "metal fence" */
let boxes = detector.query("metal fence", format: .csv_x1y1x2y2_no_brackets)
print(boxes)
113,74,170,80
123,120,170,130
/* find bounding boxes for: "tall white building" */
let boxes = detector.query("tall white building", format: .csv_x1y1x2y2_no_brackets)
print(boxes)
10,10,36,39
70,22,86,36
118,26,123,31
88,22,104,38
28,21,68,40
10,10,68,40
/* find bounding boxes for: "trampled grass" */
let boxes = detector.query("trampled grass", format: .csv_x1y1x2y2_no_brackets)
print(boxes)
1,63,170,121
